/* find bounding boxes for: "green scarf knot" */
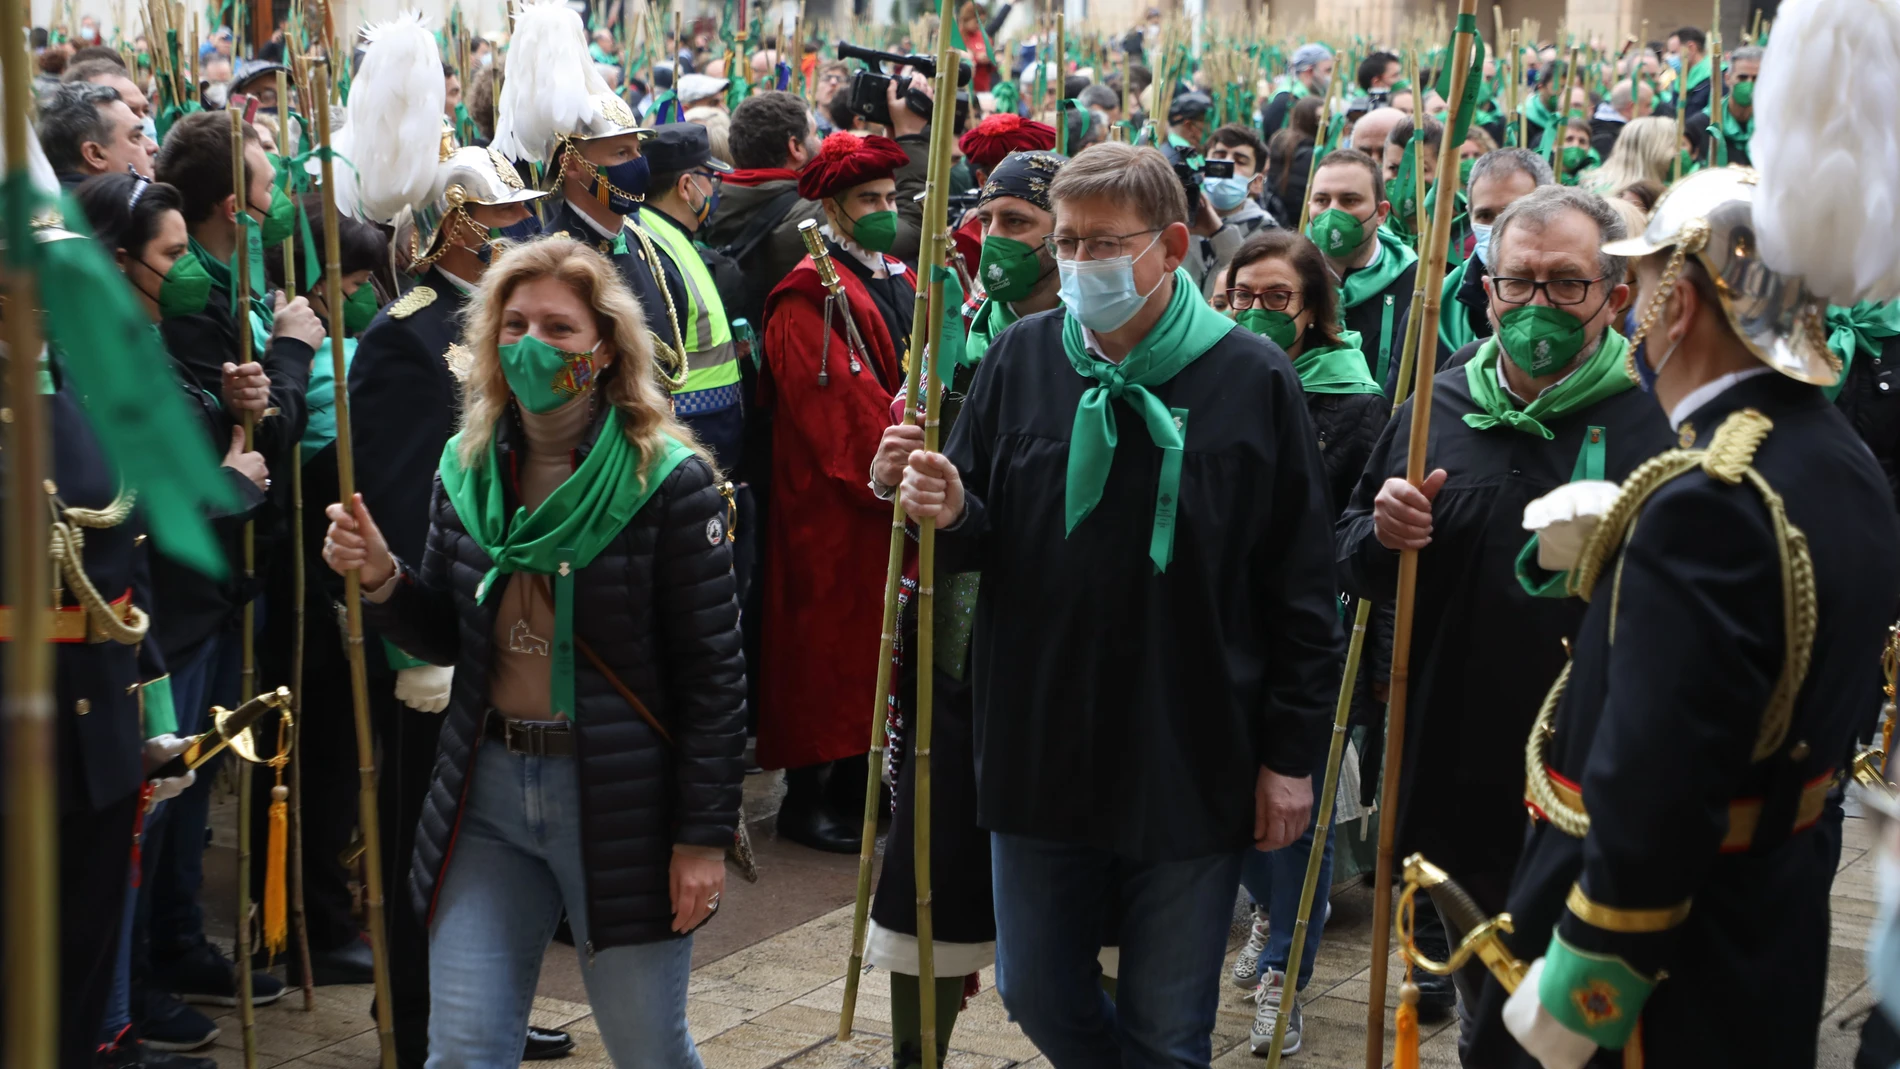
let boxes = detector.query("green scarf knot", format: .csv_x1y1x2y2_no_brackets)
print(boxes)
1337,228,1417,311
1824,300,1900,400
440,407,695,719
1294,329,1384,395
1061,268,1234,573
1462,330,1633,440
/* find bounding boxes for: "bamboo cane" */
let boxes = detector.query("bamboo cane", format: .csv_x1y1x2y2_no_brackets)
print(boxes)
313,61,399,1069
229,102,262,1069
1708,30,1723,166
1549,46,1577,172
1363,3,1477,1064
1,1,55,1062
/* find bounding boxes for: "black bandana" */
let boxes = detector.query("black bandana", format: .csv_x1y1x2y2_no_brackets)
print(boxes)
980,150,1066,214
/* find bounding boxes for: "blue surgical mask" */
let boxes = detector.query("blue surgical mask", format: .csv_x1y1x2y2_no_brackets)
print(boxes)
1470,221,1493,267
1205,175,1251,212
1056,233,1166,334
495,217,541,243
1667,54,1682,71
140,115,157,144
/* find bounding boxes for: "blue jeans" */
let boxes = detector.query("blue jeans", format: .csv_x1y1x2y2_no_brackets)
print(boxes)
991,833,1244,1069
426,740,701,1069
1239,773,1334,991
150,630,240,958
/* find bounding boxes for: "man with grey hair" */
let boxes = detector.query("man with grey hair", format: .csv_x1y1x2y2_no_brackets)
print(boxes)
1591,79,1656,158
1687,44,1761,166
1077,81,1120,125
63,56,152,121
1440,147,1558,360
1338,185,1673,1035
37,81,153,185
888,140,1341,1066
1262,42,1333,133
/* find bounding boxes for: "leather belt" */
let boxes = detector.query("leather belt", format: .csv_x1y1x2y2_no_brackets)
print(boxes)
484,712,576,757
0,590,135,643
1539,765,1836,853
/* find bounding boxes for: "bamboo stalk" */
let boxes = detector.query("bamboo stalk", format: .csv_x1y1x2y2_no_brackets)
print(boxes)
313,61,399,1069
1363,2,1477,1065
230,102,261,1069
1550,46,1577,171
1708,29,1723,166
1,0,55,1060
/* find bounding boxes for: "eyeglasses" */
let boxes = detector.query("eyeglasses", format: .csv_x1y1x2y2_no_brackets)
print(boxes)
1044,228,1159,261
1490,275,1604,307
1226,288,1301,312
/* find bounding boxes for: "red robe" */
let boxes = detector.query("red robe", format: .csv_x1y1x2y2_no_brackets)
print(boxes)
951,214,985,291
756,252,914,770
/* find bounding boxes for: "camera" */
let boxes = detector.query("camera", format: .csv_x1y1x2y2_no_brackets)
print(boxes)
1368,86,1392,107
1203,159,1234,180
839,41,972,127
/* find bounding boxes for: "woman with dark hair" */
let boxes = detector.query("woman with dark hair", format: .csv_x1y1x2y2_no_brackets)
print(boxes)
75,169,277,1066
1220,228,1387,1057
1264,95,1322,223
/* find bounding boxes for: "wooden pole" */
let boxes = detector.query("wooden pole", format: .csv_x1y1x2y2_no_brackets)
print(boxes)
313,61,399,1069
1550,46,1577,172
229,102,262,1069
1707,29,1723,166
1364,1,1477,1064
1,0,56,1060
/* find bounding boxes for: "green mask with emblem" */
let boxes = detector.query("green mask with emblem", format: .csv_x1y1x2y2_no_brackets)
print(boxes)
1237,308,1300,351
1306,207,1368,257
976,235,1043,303
1496,304,1589,377
258,185,297,246
497,334,600,414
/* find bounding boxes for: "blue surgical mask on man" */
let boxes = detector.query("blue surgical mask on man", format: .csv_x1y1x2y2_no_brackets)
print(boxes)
1057,232,1167,334
1471,221,1493,267
1205,175,1251,212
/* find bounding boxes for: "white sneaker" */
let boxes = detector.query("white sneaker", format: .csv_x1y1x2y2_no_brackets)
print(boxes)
1231,906,1270,989
1249,970,1302,1057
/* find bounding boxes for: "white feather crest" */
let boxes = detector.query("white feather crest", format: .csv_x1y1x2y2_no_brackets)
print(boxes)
332,12,445,225
0,71,57,194
1754,0,1900,304
489,0,612,164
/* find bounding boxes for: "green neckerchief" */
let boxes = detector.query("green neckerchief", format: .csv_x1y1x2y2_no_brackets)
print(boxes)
301,335,357,455
189,234,273,354
1522,90,1560,139
1718,105,1753,160
1061,267,1235,572
1439,259,1481,354
1294,329,1383,395
1683,56,1712,91
965,297,1018,367
1825,300,1900,401
1462,330,1633,439
440,408,695,719
1337,227,1417,311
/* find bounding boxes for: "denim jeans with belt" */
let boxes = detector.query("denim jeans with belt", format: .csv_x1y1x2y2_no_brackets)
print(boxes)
990,832,1244,1069
1239,771,1334,990
425,738,701,1069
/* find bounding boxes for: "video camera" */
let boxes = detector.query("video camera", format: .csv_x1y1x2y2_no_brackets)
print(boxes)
838,41,973,127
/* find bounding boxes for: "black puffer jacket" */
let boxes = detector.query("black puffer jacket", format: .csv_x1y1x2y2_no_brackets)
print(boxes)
1306,390,1389,518
364,409,746,949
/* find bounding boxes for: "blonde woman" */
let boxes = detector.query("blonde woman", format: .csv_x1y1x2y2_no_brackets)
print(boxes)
322,236,745,1069
1579,114,1678,194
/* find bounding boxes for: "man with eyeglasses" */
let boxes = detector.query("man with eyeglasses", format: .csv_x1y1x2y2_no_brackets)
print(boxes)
893,141,1340,1067
1307,148,1417,392
1686,45,1760,168
1336,186,1671,1042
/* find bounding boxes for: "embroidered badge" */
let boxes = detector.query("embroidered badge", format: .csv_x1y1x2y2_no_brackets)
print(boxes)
706,516,724,545
1571,979,1622,1028
1678,422,1697,449
551,354,596,398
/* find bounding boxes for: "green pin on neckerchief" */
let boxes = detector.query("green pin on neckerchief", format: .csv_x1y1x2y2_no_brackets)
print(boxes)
1059,268,1234,573
1462,330,1634,440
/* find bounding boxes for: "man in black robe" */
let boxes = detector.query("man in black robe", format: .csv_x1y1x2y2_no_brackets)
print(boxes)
897,141,1340,1068
1336,187,1673,1017
1307,148,1416,391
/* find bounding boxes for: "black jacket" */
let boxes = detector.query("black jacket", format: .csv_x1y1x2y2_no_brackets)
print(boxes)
1835,332,1900,507
1685,108,1752,168
366,408,747,947
938,307,1342,861
1469,373,1900,1068
1340,253,1417,392
541,199,691,350
1306,388,1388,519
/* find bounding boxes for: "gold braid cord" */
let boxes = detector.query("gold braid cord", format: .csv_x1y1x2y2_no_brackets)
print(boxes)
46,490,150,647
624,222,691,391
1526,409,1819,834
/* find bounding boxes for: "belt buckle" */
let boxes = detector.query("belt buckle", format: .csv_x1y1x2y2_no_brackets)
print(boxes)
506,719,547,757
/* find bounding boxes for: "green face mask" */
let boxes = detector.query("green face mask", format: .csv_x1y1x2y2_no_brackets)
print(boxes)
497,334,601,414
139,250,213,318
1729,79,1754,107
839,201,899,254
258,184,297,246
1561,145,1591,173
976,235,1044,303
342,283,379,334
1237,308,1300,351
1307,207,1368,258
1496,304,1590,377
1459,157,1475,186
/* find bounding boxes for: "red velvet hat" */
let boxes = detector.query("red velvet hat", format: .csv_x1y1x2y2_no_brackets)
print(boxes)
958,114,1057,173
796,133,912,200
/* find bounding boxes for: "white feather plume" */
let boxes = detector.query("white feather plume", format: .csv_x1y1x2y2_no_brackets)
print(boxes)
1754,0,1900,304
489,0,612,164
332,12,445,225
0,73,57,195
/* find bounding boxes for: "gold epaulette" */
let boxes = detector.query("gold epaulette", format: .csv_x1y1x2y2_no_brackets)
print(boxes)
389,286,438,320
1525,408,1818,837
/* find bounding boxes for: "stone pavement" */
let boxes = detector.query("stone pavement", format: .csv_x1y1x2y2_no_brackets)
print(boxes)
193,777,1883,1068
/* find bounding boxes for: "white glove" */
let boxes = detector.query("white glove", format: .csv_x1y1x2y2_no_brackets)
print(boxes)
1521,480,1621,572
142,733,197,804
395,665,453,713
1503,958,1599,1069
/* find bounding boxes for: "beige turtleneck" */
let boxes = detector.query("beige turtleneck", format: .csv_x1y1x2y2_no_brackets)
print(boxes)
488,395,595,720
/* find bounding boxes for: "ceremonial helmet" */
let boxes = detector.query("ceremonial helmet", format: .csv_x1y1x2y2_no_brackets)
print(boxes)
1602,166,1838,386
489,0,652,202
399,145,548,271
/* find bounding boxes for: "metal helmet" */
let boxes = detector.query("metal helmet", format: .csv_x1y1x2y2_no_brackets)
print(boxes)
1602,166,1838,387
400,145,547,271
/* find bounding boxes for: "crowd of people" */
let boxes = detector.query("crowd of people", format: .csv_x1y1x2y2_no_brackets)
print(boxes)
12,4,1900,1069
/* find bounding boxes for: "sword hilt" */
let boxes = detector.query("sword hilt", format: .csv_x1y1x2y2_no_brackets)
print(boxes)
1399,853,1531,994
150,686,293,780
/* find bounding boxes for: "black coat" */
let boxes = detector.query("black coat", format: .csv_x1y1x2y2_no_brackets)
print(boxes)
1685,109,1752,168
937,308,1343,861
364,408,747,948
1340,254,1417,392
1468,373,1900,1068
541,200,691,350
1307,388,1388,519
1835,332,1900,507
1336,347,1674,905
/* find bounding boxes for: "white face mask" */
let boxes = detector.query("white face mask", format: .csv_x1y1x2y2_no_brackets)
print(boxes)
1470,221,1493,266
1056,232,1166,334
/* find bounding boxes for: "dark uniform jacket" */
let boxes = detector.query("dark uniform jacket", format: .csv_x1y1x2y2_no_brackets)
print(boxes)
1468,372,1900,1068
1336,343,1674,907
1835,332,1900,506
541,198,691,350
937,309,1343,861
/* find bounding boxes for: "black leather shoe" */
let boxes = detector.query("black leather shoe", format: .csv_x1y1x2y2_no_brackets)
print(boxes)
776,797,862,853
524,1027,575,1060
263,938,377,986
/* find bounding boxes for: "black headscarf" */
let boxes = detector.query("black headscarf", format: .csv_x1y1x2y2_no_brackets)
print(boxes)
979,149,1066,213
